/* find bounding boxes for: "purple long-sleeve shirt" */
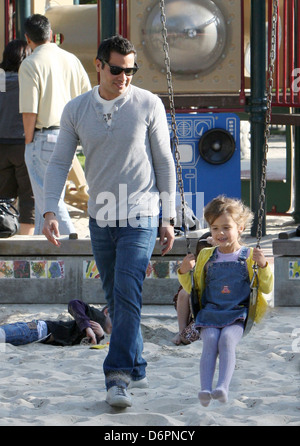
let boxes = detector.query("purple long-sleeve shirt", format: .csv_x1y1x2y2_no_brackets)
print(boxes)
44,300,106,346
67,299,95,331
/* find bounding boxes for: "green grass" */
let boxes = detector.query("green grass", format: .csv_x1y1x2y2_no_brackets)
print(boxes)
77,153,85,170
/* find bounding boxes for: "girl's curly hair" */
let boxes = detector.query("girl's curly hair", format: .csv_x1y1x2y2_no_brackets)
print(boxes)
204,195,254,230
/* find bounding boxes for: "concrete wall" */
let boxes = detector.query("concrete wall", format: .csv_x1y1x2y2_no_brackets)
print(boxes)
273,238,300,306
274,256,300,306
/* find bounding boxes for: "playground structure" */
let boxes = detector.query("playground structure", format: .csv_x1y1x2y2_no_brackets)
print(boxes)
1,0,300,306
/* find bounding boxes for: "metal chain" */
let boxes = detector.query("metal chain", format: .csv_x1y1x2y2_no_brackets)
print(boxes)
159,0,191,252
256,0,278,247
159,0,277,251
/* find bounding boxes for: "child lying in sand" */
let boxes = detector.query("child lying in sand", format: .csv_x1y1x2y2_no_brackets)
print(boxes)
0,299,112,346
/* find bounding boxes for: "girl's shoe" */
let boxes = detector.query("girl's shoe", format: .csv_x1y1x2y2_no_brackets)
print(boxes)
198,390,212,407
211,387,228,403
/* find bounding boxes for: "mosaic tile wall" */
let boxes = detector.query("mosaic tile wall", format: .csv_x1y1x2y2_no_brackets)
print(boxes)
0,259,181,280
289,261,300,280
83,260,181,280
0,260,65,279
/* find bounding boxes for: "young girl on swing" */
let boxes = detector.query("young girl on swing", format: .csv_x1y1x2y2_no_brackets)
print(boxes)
177,195,273,406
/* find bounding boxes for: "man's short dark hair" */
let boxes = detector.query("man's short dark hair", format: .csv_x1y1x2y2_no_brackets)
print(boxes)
96,34,136,64
24,14,51,44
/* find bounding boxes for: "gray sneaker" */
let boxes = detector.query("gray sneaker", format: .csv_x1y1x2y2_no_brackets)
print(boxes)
106,386,132,408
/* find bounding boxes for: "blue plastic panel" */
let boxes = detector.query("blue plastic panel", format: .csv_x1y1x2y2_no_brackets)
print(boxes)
168,113,241,223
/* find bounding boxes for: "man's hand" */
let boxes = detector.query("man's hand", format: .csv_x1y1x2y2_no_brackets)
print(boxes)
85,327,97,345
22,112,37,144
89,321,104,338
42,212,61,246
86,322,104,345
159,224,175,256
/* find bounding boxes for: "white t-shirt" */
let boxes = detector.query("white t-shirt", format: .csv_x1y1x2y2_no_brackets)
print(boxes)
92,86,128,126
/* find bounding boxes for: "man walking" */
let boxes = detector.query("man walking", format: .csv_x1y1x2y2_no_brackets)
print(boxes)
42,35,176,408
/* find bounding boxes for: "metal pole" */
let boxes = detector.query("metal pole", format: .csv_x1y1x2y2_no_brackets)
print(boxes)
249,0,267,236
294,124,300,223
100,0,116,41
15,0,31,39
4,0,10,46
293,0,300,223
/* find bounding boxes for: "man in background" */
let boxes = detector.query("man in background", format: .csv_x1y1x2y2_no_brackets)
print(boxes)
19,14,91,235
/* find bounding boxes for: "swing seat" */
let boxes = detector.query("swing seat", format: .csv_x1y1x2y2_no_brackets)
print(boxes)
190,285,199,321
243,270,259,336
189,269,200,320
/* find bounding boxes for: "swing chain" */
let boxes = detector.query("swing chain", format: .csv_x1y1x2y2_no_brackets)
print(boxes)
256,0,278,248
159,0,277,253
159,0,191,252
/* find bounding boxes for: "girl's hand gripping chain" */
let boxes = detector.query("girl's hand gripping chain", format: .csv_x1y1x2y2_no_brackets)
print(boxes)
252,247,267,268
178,253,196,275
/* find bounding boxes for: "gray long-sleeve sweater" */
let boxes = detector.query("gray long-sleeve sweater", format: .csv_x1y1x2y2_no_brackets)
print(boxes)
43,85,176,226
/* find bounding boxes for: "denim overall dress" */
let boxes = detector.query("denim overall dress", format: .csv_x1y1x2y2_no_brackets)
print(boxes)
195,247,250,329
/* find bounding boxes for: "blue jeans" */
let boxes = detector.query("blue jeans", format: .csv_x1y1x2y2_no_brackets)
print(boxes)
89,216,157,389
0,321,40,345
25,129,75,235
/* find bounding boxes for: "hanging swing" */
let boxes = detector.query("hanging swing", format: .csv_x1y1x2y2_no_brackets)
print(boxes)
159,0,278,336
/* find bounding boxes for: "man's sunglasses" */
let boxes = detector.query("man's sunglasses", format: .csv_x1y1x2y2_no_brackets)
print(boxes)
100,59,139,76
